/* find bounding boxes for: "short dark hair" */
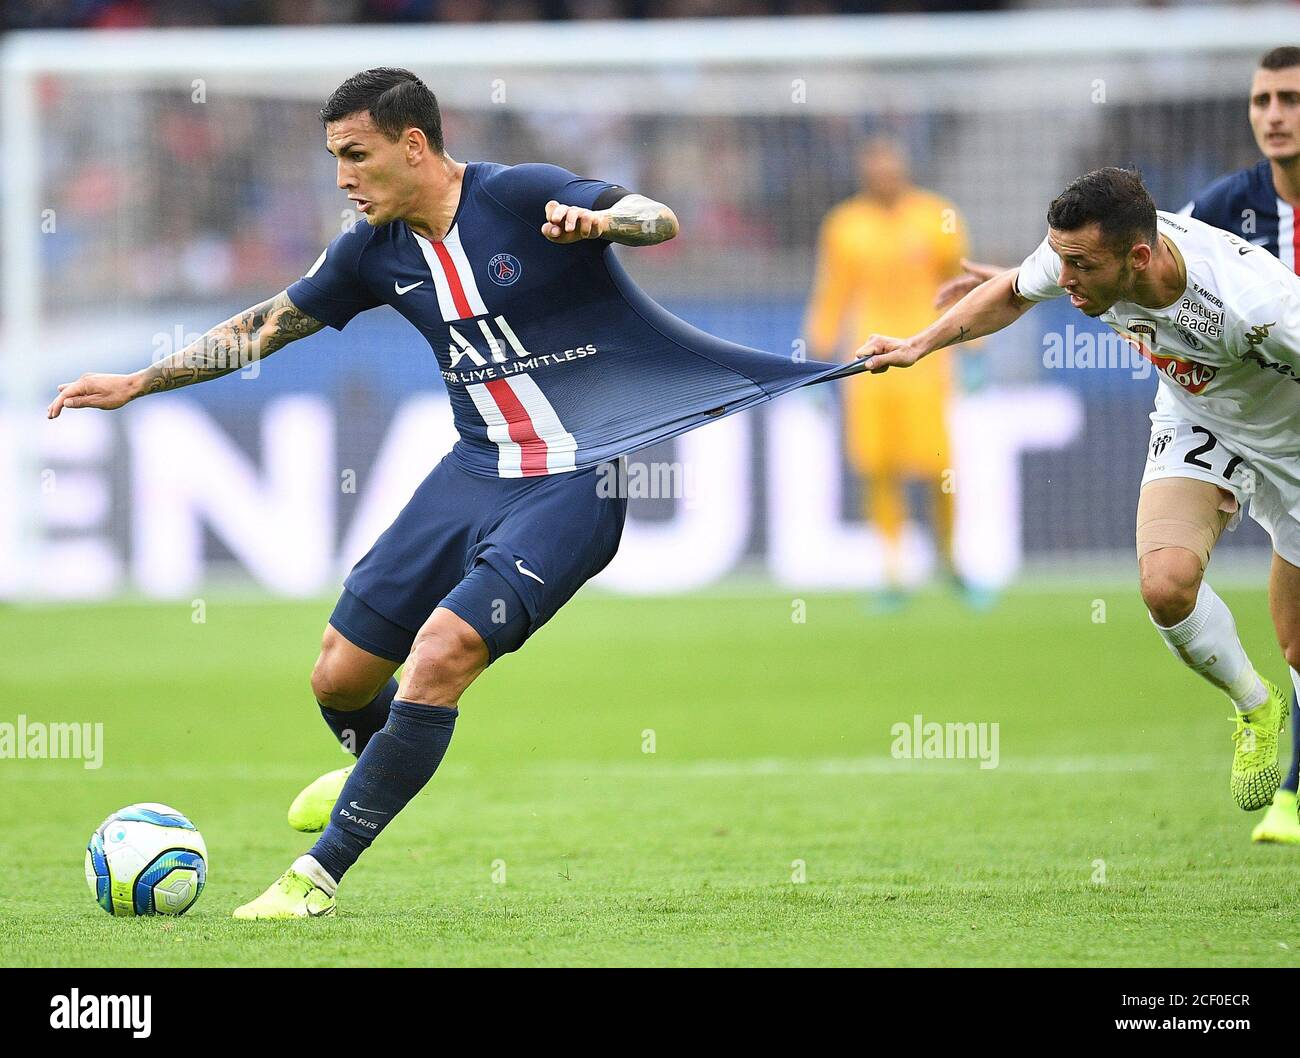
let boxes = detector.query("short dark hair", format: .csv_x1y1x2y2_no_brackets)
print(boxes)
320,67,444,152
1046,167,1157,253
1260,46,1300,71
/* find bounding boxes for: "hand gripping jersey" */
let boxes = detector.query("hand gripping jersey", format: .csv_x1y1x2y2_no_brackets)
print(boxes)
1015,210,1300,457
288,162,861,478
1182,159,1300,274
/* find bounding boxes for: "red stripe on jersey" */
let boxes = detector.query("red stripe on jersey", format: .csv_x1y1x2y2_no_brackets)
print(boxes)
1293,232,1299,276
431,238,475,319
484,379,549,476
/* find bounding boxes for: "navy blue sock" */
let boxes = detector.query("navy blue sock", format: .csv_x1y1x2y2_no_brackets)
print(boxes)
1285,690,1300,794
309,699,458,883
319,678,398,756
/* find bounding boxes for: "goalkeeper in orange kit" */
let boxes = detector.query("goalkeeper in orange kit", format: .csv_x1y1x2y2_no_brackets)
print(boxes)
805,138,985,608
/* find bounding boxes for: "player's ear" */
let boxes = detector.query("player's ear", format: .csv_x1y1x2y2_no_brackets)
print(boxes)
404,127,427,165
1129,241,1153,271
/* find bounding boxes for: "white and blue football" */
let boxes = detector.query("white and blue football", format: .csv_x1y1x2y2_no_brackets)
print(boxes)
84,802,208,916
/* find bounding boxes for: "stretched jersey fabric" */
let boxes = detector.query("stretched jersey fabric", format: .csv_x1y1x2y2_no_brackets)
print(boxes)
1015,209,1300,457
288,161,863,478
1182,159,1300,274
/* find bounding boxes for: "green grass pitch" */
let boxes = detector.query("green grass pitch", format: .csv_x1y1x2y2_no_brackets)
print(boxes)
2,584,1298,967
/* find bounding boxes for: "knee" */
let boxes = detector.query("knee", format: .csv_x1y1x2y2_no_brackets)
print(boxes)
1280,639,1300,673
1284,645,1300,673
311,637,378,712
403,621,486,703
1139,549,1203,627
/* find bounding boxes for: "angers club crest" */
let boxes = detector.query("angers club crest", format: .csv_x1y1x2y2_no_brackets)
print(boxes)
1150,428,1175,461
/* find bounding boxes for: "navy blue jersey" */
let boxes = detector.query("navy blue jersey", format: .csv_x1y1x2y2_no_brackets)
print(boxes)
288,161,859,478
1185,159,1300,271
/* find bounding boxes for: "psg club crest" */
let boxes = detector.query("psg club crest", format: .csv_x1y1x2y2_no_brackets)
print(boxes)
488,253,522,286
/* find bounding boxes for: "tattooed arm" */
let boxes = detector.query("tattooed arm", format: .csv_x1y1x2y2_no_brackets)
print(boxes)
137,292,324,394
595,194,679,246
48,291,323,418
540,194,680,248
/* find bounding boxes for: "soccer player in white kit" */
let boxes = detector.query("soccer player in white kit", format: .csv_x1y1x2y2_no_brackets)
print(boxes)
1179,45,1300,843
859,167,1300,814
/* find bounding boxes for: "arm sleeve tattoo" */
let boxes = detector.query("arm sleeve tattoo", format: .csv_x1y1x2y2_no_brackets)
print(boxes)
601,193,680,247
138,291,324,395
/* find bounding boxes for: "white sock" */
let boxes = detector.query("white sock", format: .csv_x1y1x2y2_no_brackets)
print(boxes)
1153,580,1267,712
293,854,338,896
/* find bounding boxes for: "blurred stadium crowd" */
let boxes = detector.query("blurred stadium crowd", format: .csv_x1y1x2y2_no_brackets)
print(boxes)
4,0,1012,31
6,1,1271,332
41,92,880,309
7,0,1271,316
35,82,1257,315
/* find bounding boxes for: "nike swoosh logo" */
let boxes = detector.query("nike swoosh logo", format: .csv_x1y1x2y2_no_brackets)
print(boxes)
394,280,425,295
515,559,545,584
348,800,387,815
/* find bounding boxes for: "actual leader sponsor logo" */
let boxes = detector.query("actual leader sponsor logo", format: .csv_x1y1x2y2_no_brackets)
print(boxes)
1176,297,1223,340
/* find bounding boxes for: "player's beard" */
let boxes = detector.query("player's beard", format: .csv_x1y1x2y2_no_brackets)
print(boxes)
1075,289,1106,317
1087,262,1133,316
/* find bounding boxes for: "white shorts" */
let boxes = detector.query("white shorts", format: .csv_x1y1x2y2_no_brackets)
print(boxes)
1142,412,1300,565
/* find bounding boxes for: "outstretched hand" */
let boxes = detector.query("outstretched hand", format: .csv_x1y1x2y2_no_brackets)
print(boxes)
47,372,140,419
934,258,1003,311
853,335,925,374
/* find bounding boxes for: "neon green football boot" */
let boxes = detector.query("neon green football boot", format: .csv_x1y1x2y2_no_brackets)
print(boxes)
1251,789,1300,844
287,765,353,832
232,866,335,920
1231,678,1289,811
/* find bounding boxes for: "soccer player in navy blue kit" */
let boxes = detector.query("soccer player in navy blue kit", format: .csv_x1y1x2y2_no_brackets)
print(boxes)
48,68,861,917
1183,46,1300,845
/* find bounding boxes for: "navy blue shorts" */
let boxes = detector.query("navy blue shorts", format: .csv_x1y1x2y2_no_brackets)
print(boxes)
329,454,627,664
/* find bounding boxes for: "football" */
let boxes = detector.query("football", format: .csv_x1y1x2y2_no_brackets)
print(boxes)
84,803,208,917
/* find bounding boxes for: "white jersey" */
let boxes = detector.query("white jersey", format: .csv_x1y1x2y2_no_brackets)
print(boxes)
1015,210,1300,456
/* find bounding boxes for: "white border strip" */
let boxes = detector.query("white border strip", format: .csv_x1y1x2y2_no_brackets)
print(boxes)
1278,198,1297,274
4,8,1300,75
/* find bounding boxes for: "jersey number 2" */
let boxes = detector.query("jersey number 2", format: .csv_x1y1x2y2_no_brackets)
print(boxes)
1184,426,1242,481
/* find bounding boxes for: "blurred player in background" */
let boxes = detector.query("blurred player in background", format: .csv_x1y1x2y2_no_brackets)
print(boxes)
1181,45,1300,844
806,138,977,609
860,167,1300,821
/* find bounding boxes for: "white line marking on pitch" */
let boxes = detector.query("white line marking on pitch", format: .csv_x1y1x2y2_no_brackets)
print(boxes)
5,754,1170,784
528,754,1162,779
